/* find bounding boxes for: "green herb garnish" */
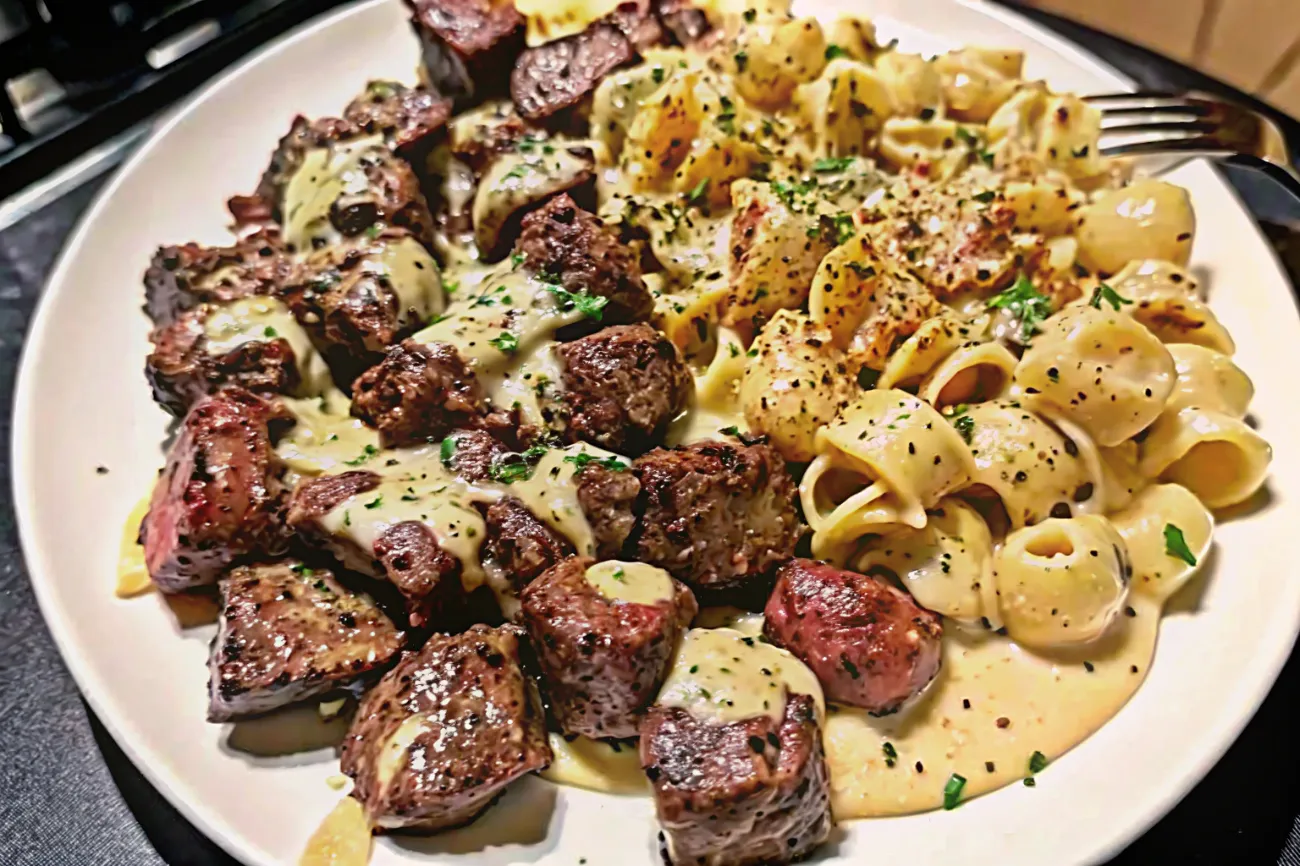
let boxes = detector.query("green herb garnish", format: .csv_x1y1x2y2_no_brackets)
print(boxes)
688,177,710,204
1164,523,1198,566
1028,751,1048,774
364,496,383,510
262,326,278,338
987,273,1052,341
490,331,519,353
1089,282,1133,311
942,773,967,810
824,44,848,60
343,444,379,466
563,452,630,472
440,436,456,466
812,156,854,173
490,444,549,484
544,282,610,321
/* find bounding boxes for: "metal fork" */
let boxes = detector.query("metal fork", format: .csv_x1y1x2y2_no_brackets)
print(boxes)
1084,91,1300,197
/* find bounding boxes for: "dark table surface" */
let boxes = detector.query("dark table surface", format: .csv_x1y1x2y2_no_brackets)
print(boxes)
3,4,1300,865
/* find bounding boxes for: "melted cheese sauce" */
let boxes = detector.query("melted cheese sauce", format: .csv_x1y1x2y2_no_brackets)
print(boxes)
359,235,445,323
277,395,381,478
116,490,154,598
299,796,371,866
542,733,647,794
203,296,333,396
583,560,674,606
284,137,387,251
313,438,616,616
657,627,826,724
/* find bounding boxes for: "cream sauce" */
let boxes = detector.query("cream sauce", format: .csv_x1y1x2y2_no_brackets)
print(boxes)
824,596,1160,817
203,296,333,397
284,136,386,251
583,560,674,606
473,147,596,254
541,733,647,794
359,235,445,324
657,627,825,724
276,395,381,478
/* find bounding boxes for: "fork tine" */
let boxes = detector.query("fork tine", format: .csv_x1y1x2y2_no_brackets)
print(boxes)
1096,135,1228,157
1093,102,1212,118
1099,119,1217,135
1083,91,1181,104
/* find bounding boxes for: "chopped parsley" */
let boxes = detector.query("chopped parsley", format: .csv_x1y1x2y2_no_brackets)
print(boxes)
742,8,756,21
343,510,351,527
719,425,741,437
1163,523,1197,566
972,190,997,203
882,741,897,767
510,251,526,268
715,96,737,136
688,177,710,204
290,564,315,576
828,212,855,245
733,50,748,73
812,156,854,173
489,331,519,353
563,452,630,472
262,326,278,338
948,405,975,444
365,223,383,239
955,126,980,148
544,282,609,322
439,436,457,466
651,65,665,84
1089,282,1133,311
727,343,740,358
824,44,848,60
1028,751,1048,774
942,773,967,810
364,496,383,510
490,444,549,484
503,161,533,181
611,568,626,582
343,444,379,466
444,281,459,296
987,273,1052,341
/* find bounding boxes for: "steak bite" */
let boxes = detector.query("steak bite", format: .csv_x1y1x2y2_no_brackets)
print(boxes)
248,115,358,223
285,471,468,630
145,307,306,416
641,627,832,865
350,340,490,448
551,323,692,455
472,143,597,260
341,624,552,832
654,0,712,46
608,0,666,52
143,230,292,326
278,230,444,384
520,556,696,738
343,81,453,165
574,461,641,559
207,560,404,722
480,498,575,593
511,21,635,123
633,440,803,592
140,389,289,593
404,0,524,109
763,559,943,715
515,194,654,326
447,102,538,174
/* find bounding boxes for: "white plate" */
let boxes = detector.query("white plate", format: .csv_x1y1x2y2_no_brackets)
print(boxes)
13,1,1300,864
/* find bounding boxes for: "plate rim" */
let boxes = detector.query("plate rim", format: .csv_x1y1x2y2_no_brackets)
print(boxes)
11,1,1298,864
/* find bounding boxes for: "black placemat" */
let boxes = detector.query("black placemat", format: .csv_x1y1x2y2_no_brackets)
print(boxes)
2,6,1299,865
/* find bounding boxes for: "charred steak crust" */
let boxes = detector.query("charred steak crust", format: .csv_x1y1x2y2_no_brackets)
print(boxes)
342,624,552,832
143,231,291,326
574,463,642,560
632,440,803,591
208,561,404,722
520,556,697,739
278,230,432,383
323,147,439,250
146,307,303,416
448,108,537,174
343,81,453,163
553,323,692,455
351,340,490,448
140,389,289,593
608,0,666,53
763,559,944,715
511,21,634,122
286,472,464,630
640,695,833,866
515,194,654,326
404,0,525,108
480,498,575,592
654,0,712,46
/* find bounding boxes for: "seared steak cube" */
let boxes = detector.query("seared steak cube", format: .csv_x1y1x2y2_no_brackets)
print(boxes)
763,559,943,715
515,194,654,327
143,230,292,326
286,471,468,629
249,115,358,223
551,323,691,455
633,440,803,592
642,626,830,862
208,561,404,721
520,556,696,738
473,143,597,260
404,0,524,109
140,389,289,593
574,461,641,559
654,0,712,46
480,498,575,593
350,340,491,448
447,102,538,174
343,81,453,166
278,230,444,384
341,624,552,831
511,21,634,123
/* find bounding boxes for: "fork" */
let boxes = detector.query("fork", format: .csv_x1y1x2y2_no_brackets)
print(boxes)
1084,91,1300,198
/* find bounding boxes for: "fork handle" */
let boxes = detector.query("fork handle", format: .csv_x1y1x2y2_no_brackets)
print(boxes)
1220,154,1300,211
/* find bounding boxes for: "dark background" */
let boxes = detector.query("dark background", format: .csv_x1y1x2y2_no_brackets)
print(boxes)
1,3,1300,864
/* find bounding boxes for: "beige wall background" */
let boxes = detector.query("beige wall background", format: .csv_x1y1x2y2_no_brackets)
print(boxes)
1021,0,1300,117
